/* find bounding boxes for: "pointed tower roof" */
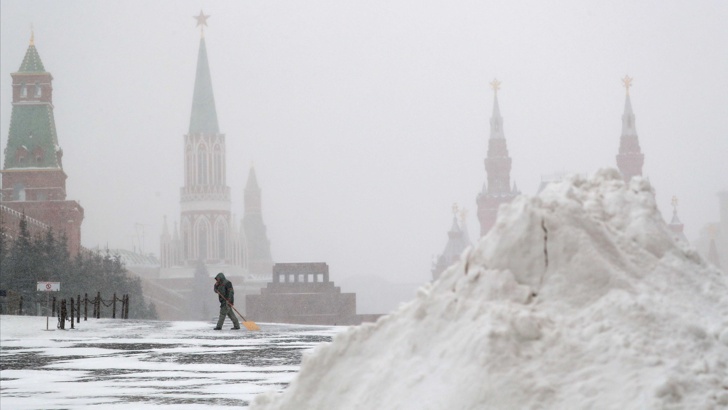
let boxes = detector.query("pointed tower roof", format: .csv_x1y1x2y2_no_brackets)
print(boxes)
616,75,644,181
188,33,219,134
489,78,505,140
18,31,46,73
4,35,61,170
161,216,172,242
667,196,688,243
621,77,638,138
245,165,260,191
432,204,473,281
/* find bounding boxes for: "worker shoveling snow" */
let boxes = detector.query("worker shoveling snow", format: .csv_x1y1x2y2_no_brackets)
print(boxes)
251,169,728,410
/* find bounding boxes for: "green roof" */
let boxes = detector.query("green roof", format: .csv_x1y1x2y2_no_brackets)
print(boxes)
189,38,219,134
4,104,60,169
18,44,46,73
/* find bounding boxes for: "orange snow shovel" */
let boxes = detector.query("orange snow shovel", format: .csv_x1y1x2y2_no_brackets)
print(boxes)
216,290,260,331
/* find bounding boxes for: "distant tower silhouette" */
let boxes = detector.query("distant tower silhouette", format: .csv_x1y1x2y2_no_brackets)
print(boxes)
1,31,84,255
241,166,273,277
667,196,688,243
432,204,472,281
476,79,519,236
160,11,243,268
616,75,645,182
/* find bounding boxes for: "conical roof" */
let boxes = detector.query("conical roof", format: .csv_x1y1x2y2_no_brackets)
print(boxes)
246,166,260,191
18,34,46,73
189,37,219,134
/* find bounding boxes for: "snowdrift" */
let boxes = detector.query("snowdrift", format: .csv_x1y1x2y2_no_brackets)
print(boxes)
251,169,728,410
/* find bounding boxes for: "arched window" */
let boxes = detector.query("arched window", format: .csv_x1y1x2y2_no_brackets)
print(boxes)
20,83,27,97
216,219,227,259
13,183,26,201
197,145,208,185
213,144,223,186
197,225,207,260
34,83,42,97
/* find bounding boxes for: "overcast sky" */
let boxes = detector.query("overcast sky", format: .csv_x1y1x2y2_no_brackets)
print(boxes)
2,0,727,286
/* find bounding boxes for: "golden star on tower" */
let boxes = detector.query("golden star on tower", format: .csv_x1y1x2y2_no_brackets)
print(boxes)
194,10,210,36
622,75,633,95
490,78,501,94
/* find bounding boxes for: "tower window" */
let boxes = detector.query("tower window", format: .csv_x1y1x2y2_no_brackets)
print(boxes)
13,183,26,201
35,83,42,97
20,84,27,97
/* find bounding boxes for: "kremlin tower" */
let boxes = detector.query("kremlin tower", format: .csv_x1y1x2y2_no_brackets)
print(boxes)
158,12,273,317
476,79,520,236
616,75,645,182
242,166,274,278
1,32,84,255
160,12,243,270
432,205,472,281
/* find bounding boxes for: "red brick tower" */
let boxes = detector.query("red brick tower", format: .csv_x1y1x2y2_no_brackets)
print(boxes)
616,75,645,182
1,32,84,255
476,79,520,236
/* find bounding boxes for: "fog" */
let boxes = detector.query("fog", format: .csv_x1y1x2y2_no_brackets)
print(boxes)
2,1,727,296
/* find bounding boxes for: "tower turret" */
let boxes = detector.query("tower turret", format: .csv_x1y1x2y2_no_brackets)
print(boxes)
178,11,233,264
1,32,84,255
616,75,645,182
667,196,688,243
242,166,273,277
432,204,472,281
476,79,520,236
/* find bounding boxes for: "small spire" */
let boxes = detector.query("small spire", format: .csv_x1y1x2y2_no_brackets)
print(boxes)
194,10,210,38
490,78,501,95
622,75,633,96
30,24,35,46
489,78,505,139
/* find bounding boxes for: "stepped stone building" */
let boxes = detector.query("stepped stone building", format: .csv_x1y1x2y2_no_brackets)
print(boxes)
1,33,84,255
247,263,379,325
476,79,520,237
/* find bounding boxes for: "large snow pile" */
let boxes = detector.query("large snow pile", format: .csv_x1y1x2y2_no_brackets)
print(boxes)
252,169,728,409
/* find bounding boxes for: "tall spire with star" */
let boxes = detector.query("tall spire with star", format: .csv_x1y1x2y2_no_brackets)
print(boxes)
476,79,520,236
171,11,234,265
189,10,219,134
616,75,645,182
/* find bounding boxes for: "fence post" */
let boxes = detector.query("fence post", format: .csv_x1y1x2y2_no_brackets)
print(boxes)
76,295,80,323
125,294,130,319
52,297,56,317
19,296,23,315
96,292,101,319
112,293,117,319
59,299,66,330
70,297,75,329
84,293,88,321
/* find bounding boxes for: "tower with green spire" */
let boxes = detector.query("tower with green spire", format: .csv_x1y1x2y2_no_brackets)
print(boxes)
1,32,84,255
161,12,246,273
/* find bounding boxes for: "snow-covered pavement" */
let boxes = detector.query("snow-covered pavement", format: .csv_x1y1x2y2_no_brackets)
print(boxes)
0,315,341,409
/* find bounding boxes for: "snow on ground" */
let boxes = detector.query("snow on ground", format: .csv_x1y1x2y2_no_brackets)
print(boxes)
0,316,342,409
251,169,728,410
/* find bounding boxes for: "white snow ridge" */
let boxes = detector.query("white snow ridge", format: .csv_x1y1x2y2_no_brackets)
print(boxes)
252,169,728,410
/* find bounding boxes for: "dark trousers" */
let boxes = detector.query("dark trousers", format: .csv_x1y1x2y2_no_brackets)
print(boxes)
216,303,240,329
